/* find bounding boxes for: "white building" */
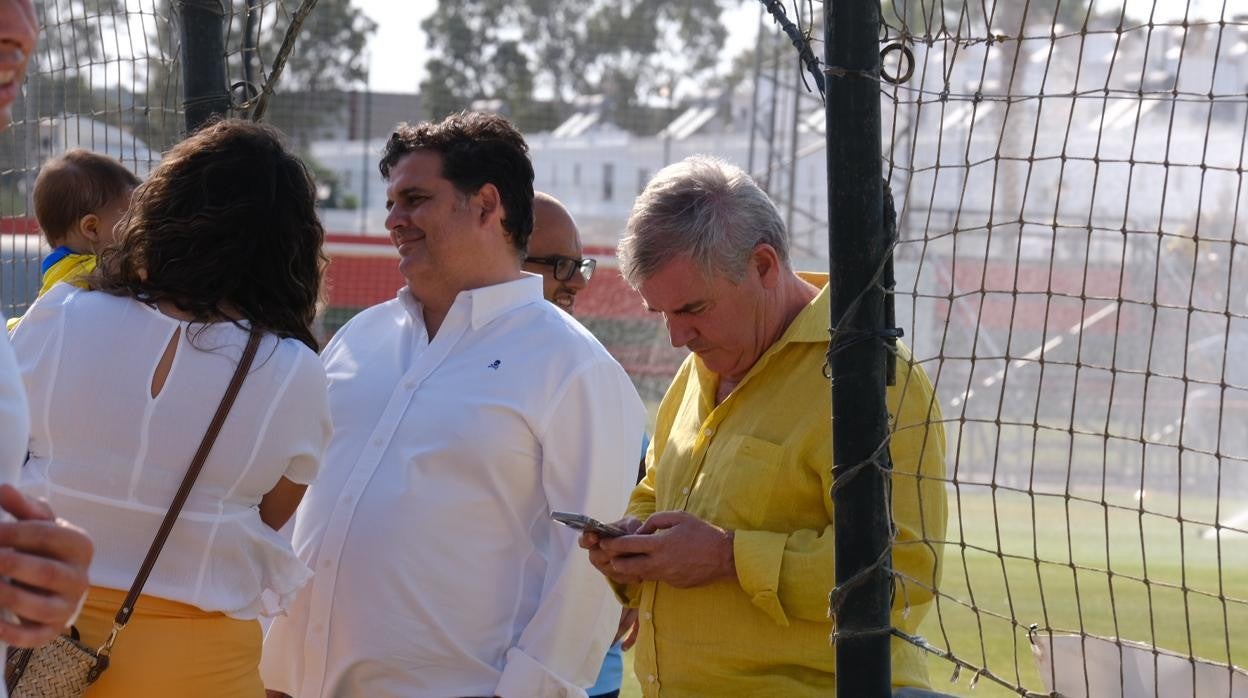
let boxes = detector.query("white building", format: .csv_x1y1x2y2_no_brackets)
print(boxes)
36,114,158,179
310,21,1248,265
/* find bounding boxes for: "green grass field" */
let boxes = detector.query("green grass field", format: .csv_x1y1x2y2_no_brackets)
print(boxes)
614,486,1248,697
920,486,1248,696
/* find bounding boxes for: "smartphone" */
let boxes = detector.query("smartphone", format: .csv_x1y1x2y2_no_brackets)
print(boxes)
550,511,627,538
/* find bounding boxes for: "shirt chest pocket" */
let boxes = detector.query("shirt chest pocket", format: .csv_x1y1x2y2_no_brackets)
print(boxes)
695,434,785,530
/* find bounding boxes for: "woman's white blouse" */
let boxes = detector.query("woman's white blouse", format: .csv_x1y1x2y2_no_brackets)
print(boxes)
10,284,331,619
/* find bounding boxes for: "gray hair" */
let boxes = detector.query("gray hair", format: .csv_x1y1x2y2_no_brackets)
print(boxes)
618,155,789,288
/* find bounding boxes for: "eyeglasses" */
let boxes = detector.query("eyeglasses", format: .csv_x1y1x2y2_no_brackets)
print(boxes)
524,255,596,282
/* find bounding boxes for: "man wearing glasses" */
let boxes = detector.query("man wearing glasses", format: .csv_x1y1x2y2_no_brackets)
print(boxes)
522,193,596,313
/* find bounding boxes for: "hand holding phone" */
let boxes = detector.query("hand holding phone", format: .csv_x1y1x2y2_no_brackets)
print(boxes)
550,511,627,538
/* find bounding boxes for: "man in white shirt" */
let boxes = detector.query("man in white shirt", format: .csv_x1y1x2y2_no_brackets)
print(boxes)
262,112,646,698
522,193,639,698
0,0,93,658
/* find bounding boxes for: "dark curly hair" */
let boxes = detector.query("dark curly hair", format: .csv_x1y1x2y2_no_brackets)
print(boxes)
379,111,534,253
89,118,325,351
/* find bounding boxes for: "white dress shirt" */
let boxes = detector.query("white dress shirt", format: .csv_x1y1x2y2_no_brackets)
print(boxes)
261,275,645,698
11,284,332,618
0,311,25,488
0,310,25,698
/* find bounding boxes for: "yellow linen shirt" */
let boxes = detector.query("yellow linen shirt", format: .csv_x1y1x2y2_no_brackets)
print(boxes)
619,272,947,697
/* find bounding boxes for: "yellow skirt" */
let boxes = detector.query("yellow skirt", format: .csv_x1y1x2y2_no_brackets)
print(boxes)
73,586,264,698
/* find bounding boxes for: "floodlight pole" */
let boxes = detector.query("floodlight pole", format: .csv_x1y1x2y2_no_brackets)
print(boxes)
826,0,894,696
178,0,230,132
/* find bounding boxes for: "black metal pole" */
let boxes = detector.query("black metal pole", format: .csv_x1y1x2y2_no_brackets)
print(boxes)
178,0,229,132
826,0,893,696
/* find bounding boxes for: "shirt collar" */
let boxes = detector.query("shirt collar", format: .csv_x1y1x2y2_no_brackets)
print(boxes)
41,246,77,275
783,271,831,345
690,270,830,392
396,274,544,331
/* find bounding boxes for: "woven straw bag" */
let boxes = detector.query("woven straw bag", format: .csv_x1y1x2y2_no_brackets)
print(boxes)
5,629,108,697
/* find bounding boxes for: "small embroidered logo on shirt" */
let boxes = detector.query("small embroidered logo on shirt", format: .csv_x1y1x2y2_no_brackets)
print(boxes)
488,360,501,370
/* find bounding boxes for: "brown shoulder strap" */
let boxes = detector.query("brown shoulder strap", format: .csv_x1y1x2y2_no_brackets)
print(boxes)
111,328,263,630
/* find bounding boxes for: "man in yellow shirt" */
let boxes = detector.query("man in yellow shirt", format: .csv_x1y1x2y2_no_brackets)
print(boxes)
579,155,948,697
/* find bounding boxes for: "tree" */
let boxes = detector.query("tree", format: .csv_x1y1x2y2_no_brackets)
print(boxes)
0,1,130,189
18,0,128,121
246,0,377,148
881,0,1095,36
251,0,376,94
420,0,732,129
137,0,375,149
33,0,127,74
419,0,535,124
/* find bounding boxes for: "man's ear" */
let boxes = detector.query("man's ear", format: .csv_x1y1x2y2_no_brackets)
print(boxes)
752,243,783,289
79,213,102,244
475,183,503,228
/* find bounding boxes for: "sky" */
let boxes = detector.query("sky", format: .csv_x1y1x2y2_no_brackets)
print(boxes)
349,0,1227,94
101,0,1229,97
351,0,764,94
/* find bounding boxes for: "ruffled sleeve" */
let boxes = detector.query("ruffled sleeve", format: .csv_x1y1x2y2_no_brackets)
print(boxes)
263,344,331,487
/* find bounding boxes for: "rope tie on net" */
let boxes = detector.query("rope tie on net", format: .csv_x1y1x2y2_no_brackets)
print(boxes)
757,0,825,97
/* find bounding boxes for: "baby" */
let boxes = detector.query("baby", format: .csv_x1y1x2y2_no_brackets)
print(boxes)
7,149,140,330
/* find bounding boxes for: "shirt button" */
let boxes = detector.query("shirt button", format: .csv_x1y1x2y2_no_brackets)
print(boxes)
372,438,383,447
321,559,333,569
405,381,416,390
647,675,657,683
643,611,653,620
312,624,324,633
681,487,690,495
703,427,714,437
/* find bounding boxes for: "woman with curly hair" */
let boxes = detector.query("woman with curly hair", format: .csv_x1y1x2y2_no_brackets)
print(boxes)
8,118,331,696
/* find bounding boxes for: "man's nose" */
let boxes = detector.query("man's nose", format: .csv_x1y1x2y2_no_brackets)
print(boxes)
566,268,588,292
385,207,404,233
665,316,695,349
